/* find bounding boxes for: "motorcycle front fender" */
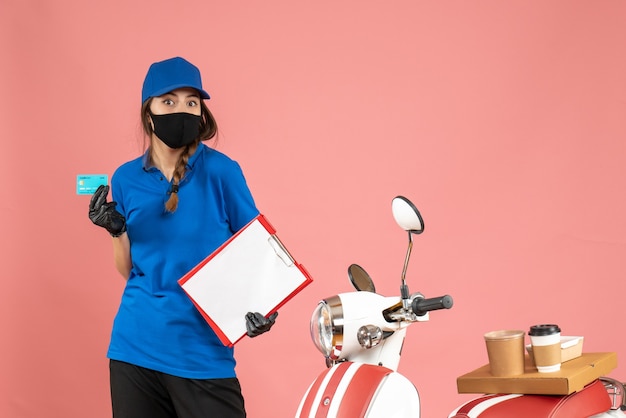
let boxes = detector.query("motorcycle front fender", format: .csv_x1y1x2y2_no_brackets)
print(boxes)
296,361,420,418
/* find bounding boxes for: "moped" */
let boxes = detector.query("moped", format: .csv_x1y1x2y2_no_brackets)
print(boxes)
295,195,626,417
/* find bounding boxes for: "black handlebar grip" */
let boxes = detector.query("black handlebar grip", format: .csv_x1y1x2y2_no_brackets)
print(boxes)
412,295,454,317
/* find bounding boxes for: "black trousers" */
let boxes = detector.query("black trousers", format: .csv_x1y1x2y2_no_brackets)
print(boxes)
110,360,246,418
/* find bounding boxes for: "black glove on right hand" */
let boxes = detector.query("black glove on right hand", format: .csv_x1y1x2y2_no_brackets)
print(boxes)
245,311,278,338
89,185,127,237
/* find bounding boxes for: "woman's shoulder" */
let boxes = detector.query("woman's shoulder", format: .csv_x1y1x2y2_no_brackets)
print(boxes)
112,155,144,180
198,144,243,170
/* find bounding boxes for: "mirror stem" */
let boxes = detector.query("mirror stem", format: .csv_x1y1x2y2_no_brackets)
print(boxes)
401,231,413,308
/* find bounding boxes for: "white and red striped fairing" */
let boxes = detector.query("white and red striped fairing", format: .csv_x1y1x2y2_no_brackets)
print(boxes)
295,361,420,418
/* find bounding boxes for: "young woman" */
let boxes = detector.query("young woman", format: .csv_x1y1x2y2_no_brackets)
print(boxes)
88,56,277,418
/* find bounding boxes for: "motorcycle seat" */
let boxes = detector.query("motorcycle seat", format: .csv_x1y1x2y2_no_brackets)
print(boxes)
449,378,611,418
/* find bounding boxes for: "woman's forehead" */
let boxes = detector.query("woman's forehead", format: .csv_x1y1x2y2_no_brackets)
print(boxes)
159,87,200,98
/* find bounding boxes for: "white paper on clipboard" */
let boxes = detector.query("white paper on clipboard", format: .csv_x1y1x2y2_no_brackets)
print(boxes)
178,214,313,347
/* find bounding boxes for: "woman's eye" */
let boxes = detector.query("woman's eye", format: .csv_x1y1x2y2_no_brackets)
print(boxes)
187,100,198,107
163,99,174,105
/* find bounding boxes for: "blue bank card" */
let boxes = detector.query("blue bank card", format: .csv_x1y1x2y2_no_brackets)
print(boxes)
76,174,108,195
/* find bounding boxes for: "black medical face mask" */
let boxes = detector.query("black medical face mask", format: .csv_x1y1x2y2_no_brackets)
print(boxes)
149,111,202,149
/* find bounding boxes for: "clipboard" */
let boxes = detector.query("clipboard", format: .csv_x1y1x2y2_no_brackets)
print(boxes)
178,214,313,346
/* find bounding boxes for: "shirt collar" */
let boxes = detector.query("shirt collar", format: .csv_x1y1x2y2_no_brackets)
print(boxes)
142,144,203,171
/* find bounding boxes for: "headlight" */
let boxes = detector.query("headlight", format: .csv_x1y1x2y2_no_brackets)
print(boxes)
310,296,343,359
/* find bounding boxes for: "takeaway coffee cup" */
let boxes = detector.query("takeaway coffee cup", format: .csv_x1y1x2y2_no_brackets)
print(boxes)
529,324,561,373
484,330,526,377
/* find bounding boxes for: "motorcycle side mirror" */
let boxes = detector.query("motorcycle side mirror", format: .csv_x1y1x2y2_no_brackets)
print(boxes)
392,196,424,234
348,264,376,293
391,196,424,304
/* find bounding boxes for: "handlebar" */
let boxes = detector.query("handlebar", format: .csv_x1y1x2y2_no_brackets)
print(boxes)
412,294,454,317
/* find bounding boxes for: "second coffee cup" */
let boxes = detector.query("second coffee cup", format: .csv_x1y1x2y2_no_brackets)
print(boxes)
529,324,561,373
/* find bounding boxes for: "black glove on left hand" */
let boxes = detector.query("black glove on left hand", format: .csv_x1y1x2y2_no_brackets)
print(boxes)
89,185,127,237
246,311,278,338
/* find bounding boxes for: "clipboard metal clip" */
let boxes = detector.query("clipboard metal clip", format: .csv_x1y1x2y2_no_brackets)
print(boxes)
268,235,295,267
